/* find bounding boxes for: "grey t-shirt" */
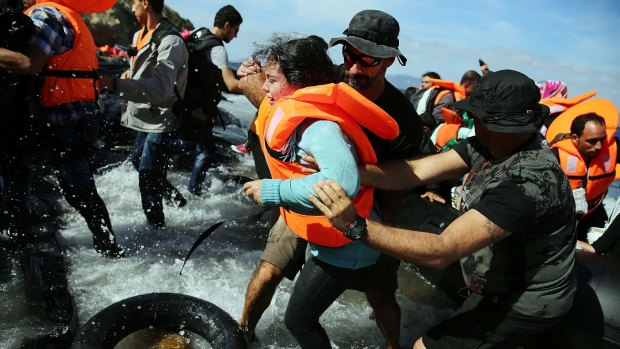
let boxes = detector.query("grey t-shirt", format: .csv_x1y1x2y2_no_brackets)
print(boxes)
208,45,228,69
453,134,577,318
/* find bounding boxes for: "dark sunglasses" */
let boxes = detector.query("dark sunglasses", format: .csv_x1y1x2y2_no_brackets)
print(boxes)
342,46,383,68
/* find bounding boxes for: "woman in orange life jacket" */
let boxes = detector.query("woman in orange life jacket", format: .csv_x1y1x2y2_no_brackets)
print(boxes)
241,35,399,348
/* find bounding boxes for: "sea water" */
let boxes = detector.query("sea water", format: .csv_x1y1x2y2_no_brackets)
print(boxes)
0,93,455,349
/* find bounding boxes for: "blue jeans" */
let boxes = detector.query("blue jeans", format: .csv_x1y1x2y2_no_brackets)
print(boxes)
130,131,175,225
188,131,216,195
285,257,366,349
46,116,116,244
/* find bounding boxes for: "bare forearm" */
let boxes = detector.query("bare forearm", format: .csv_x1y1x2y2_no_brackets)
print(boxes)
361,161,420,191
364,220,457,268
0,48,34,74
361,150,469,191
239,74,266,108
363,209,509,269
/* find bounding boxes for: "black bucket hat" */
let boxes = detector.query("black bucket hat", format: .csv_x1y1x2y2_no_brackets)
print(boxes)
329,10,407,66
454,70,550,133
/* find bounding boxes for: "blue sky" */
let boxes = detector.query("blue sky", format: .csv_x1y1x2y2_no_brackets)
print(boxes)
171,0,620,108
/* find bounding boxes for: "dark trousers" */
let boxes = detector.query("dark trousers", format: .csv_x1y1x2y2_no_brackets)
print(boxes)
285,257,363,349
46,117,115,243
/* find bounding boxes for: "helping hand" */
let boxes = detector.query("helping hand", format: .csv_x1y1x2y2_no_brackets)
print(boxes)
237,58,261,77
243,180,263,205
310,180,358,232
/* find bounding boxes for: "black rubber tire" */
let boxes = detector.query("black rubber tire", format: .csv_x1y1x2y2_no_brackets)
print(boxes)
72,292,247,349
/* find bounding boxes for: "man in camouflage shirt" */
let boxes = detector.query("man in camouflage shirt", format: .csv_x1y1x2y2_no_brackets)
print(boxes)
310,70,576,349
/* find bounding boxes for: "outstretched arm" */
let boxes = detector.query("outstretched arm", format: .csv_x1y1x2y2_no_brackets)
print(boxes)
237,58,266,108
310,179,510,268
0,44,49,75
361,148,469,191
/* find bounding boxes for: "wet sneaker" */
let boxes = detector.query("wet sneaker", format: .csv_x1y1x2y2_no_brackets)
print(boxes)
231,142,250,155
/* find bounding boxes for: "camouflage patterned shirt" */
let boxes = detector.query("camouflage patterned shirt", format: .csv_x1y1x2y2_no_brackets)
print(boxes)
452,133,576,318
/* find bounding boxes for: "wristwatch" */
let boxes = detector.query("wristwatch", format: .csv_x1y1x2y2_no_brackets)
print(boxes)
344,215,367,240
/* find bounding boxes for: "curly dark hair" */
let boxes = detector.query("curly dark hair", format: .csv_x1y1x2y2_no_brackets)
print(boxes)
253,34,336,88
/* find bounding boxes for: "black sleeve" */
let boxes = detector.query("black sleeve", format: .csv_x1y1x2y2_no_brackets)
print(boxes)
452,138,472,167
472,179,537,234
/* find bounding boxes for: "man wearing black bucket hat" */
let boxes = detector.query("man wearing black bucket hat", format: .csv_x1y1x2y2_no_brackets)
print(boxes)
236,10,435,348
311,70,577,348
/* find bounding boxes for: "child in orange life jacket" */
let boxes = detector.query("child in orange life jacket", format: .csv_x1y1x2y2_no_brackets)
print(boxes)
241,35,399,348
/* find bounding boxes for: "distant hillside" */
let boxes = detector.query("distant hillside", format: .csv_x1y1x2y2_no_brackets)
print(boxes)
83,0,194,46
387,74,419,91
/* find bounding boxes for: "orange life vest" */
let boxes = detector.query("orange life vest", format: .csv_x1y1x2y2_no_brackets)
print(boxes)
434,107,463,151
552,139,617,215
547,98,619,216
541,90,597,116
260,83,399,247
546,98,618,146
428,78,467,105
26,2,101,107
34,0,116,14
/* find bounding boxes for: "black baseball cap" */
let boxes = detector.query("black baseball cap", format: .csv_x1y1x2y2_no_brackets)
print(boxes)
455,70,550,133
329,10,407,66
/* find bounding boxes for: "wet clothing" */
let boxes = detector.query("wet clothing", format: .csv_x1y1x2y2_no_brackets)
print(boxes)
28,5,100,124
260,118,380,269
423,134,577,348
285,257,386,349
188,29,224,195
129,131,176,227
255,83,399,348
26,4,118,252
118,19,188,227
0,8,37,241
260,83,398,249
260,217,307,280
26,3,99,109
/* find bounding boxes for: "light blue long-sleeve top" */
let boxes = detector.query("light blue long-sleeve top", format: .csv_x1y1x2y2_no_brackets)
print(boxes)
260,119,380,270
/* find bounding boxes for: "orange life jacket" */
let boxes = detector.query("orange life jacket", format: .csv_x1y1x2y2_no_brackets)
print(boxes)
34,0,116,14
26,2,100,107
541,90,597,116
546,98,618,146
547,98,619,216
260,83,399,247
434,107,463,150
552,138,617,215
428,78,467,105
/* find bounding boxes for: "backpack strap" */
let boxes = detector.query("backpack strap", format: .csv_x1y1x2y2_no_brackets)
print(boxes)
189,28,223,51
151,17,182,47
